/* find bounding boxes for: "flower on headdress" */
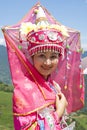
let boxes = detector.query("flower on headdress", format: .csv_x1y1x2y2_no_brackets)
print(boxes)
49,24,69,37
34,9,39,14
49,24,61,31
20,22,36,35
60,25,69,37
20,22,69,37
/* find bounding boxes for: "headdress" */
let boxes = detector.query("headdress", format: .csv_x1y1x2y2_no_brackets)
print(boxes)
20,5,69,57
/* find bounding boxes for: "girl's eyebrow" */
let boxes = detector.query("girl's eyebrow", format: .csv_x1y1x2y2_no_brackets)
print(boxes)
52,52,59,55
38,52,45,55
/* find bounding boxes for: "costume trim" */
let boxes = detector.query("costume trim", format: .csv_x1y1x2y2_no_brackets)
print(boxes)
13,101,54,116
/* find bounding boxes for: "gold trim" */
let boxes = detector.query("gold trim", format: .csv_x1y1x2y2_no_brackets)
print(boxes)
13,101,54,116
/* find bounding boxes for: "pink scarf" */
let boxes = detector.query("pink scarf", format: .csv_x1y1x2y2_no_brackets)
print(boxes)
2,3,84,116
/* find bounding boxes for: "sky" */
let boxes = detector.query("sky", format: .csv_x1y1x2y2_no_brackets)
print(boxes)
0,0,87,50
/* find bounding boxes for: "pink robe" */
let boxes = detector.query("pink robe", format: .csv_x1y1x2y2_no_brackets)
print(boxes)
14,110,62,130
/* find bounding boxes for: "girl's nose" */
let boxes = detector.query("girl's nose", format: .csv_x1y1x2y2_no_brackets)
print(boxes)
44,59,51,65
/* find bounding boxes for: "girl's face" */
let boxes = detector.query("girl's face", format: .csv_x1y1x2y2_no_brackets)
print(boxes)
32,51,59,80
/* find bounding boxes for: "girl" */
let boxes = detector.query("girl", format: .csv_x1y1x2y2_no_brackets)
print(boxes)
13,46,68,130
2,4,70,130
13,6,68,129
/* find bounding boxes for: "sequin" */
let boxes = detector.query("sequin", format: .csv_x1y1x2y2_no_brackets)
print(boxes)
38,33,45,40
30,37,36,42
47,31,58,41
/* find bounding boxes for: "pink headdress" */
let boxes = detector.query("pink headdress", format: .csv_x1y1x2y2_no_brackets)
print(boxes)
20,6,69,57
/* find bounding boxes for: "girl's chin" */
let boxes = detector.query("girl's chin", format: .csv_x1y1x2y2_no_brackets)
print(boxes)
41,73,51,79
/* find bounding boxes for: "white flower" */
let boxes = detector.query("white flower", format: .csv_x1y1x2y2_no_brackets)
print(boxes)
20,22,69,37
20,22,36,35
60,25,69,37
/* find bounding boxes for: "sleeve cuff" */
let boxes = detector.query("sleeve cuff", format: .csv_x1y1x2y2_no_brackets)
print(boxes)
52,111,61,124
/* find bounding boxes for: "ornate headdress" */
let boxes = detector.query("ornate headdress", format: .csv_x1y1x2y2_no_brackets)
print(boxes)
20,5,69,57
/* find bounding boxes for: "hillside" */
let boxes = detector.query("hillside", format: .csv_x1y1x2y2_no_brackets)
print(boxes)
0,45,11,84
82,57,87,69
82,51,87,58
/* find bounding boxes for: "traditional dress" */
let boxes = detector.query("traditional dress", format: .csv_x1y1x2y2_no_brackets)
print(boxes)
2,2,84,130
13,80,63,130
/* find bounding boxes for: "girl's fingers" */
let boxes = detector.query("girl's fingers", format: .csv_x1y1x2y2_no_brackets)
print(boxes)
55,95,59,108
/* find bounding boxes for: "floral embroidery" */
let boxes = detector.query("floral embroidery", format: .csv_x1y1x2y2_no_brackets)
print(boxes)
38,107,55,129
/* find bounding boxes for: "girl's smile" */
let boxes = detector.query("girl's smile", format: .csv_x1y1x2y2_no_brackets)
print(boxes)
32,51,59,79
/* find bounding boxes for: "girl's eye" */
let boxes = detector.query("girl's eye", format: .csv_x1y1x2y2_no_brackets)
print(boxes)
38,54,45,58
51,55,58,59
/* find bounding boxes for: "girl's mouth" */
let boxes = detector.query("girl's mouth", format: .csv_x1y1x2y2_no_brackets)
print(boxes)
41,66,52,70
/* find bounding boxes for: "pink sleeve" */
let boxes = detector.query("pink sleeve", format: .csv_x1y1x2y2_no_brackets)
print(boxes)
52,111,62,130
14,113,37,130
52,111,61,124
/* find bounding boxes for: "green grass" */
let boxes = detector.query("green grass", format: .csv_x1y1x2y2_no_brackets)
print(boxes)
0,91,87,130
0,91,13,130
73,114,87,130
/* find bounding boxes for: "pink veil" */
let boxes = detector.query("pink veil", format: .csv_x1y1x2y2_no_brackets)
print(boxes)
2,2,84,115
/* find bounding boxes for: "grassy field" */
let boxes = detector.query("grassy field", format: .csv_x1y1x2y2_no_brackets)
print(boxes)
73,113,87,130
0,91,13,130
0,91,87,130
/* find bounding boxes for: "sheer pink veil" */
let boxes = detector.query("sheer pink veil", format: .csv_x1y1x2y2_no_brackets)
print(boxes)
2,2,84,114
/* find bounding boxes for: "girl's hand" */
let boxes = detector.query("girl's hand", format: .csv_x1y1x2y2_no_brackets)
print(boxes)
55,93,68,118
